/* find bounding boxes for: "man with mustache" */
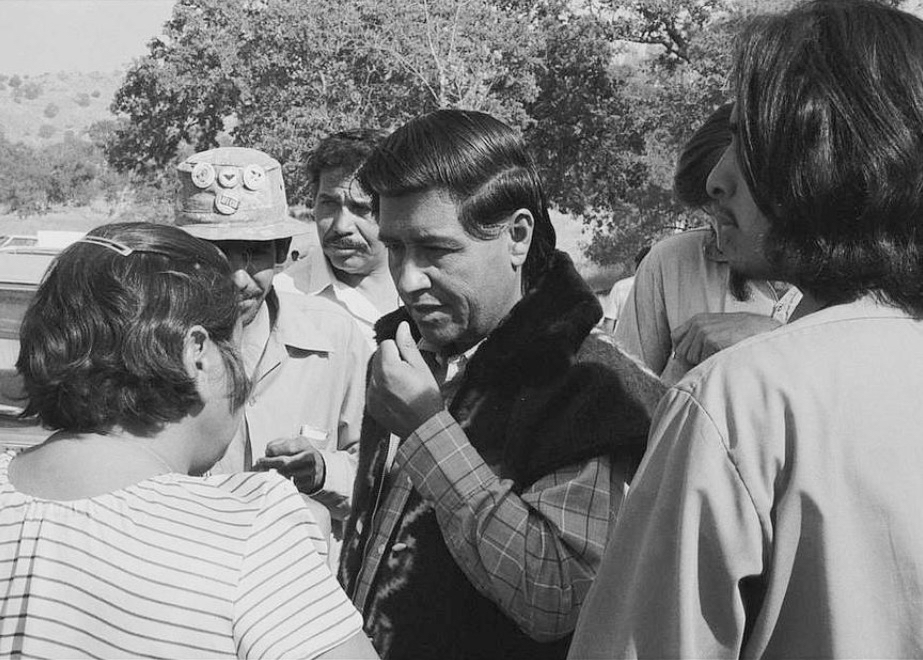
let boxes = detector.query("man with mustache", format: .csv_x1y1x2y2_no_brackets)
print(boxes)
570,1,923,656
277,129,400,349
175,147,369,557
338,109,665,659
615,103,801,385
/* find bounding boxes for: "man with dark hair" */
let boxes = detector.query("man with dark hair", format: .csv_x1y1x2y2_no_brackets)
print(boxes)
338,109,664,660
570,1,923,657
277,129,399,347
615,102,800,384
174,147,369,557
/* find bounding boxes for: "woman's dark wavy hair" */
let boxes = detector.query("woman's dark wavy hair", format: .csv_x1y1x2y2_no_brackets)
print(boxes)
733,0,923,315
356,109,557,292
17,222,248,434
674,103,733,209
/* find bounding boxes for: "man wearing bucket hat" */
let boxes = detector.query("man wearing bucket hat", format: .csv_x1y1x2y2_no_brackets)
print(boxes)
175,147,370,556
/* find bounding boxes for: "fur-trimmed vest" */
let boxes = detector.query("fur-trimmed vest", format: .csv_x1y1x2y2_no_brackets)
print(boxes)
339,252,665,660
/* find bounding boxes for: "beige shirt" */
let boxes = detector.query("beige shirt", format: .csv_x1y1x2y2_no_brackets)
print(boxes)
275,246,399,349
570,297,923,659
211,290,369,524
615,228,800,384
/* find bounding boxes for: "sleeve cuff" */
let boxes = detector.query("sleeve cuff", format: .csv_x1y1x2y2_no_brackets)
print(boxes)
307,449,357,520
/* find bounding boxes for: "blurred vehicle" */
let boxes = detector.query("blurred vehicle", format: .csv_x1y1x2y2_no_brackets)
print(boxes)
0,231,82,450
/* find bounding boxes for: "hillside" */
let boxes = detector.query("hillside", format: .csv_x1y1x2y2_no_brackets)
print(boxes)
0,70,124,145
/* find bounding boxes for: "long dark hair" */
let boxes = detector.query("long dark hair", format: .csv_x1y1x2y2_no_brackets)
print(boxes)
733,0,923,315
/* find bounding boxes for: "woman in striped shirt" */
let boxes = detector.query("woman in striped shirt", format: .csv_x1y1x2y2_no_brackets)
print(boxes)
0,222,377,659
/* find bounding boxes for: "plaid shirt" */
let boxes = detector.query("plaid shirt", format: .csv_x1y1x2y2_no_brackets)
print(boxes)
351,409,629,641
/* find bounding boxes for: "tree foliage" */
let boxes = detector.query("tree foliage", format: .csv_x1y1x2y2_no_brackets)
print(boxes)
107,0,538,203
0,130,129,218
108,0,900,271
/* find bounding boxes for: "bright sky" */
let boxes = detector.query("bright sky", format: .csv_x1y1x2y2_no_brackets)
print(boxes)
0,0,176,75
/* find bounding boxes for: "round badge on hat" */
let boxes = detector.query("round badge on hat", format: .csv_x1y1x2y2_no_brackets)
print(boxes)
215,193,241,215
191,162,216,189
218,168,240,188
242,164,266,190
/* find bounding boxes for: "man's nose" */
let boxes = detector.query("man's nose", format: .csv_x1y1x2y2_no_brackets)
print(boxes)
328,207,359,234
231,269,254,291
706,145,736,201
394,256,429,295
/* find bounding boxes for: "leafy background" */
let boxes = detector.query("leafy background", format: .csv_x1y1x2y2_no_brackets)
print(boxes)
0,0,914,291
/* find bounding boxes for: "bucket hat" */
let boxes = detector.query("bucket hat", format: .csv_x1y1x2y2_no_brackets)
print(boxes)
175,147,308,241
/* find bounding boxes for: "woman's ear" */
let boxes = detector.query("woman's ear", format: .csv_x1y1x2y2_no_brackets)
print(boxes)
183,325,211,379
508,209,534,268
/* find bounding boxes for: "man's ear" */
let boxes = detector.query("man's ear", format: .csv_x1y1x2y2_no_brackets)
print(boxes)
183,325,211,379
508,209,534,268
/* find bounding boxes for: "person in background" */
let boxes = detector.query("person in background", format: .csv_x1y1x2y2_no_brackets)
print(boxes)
600,244,650,335
338,109,665,660
570,1,923,656
276,129,400,349
0,222,376,659
174,147,369,556
615,102,800,385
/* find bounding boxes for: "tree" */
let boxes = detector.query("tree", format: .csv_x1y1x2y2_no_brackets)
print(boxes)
0,135,51,216
43,103,60,118
107,0,541,203
111,0,872,271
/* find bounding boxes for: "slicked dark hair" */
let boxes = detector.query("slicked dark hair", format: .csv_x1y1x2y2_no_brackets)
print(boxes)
356,109,556,292
17,222,248,434
674,103,733,209
733,0,923,315
306,128,390,200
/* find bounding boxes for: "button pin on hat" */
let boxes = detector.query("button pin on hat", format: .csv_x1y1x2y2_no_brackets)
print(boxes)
243,164,266,190
218,168,240,188
175,146,309,241
191,162,216,189
215,193,241,215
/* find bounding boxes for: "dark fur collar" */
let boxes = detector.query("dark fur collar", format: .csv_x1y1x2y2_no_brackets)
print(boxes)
374,250,601,387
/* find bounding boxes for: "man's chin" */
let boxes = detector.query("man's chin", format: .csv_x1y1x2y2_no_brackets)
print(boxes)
238,300,263,326
413,319,457,351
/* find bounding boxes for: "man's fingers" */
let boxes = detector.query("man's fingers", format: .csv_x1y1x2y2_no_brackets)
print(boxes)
254,455,290,472
255,450,316,473
673,327,701,365
264,435,309,457
378,339,401,367
395,321,427,369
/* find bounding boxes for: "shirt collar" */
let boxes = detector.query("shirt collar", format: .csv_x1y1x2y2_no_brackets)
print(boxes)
318,256,398,327
271,289,336,353
418,337,486,386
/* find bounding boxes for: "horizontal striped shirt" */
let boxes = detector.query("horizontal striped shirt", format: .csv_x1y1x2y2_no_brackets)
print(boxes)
0,451,363,659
